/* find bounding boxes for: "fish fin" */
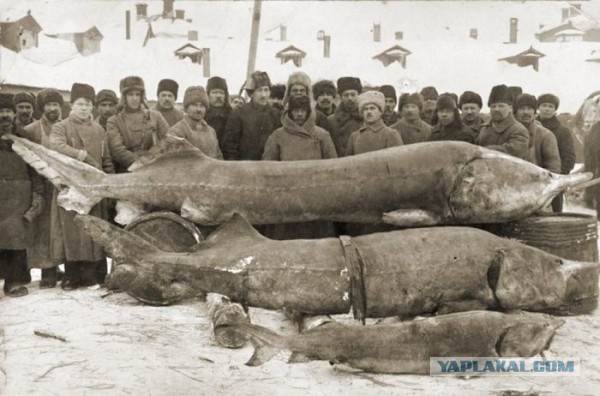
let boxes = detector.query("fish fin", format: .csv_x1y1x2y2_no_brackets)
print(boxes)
497,321,564,357
288,352,313,364
205,213,265,244
180,198,221,225
128,135,205,171
215,323,284,366
382,209,440,227
4,133,104,214
247,345,280,366
114,200,149,226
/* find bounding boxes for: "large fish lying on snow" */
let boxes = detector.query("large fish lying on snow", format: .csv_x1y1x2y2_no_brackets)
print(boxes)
218,311,564,374
75,214,599,317
4,134,592,226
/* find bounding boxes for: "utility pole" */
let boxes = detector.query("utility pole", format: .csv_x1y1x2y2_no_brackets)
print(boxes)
246,0,262,78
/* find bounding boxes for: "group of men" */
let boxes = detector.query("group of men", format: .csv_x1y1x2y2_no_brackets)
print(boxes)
0,69,577,298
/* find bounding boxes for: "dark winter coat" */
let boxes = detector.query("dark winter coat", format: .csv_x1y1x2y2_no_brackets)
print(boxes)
316,103,336,117
155,105,184,127
477,113,529,160
524,121,561,174
345,119,403,156
382,111,400,127
167,115,223,159
327,106,363,157
539,115,576,175
205,104,232,149
391,118,432,145
461,114,490,142
430,117,476,144
222,101,282,160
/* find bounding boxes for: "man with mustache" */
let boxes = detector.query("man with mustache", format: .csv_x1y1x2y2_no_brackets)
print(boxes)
22,88,66,288
458,90,489,142
13,92,36,127
514,93,561,176
268,84,286,111
327,76,363,156
313,80,337,116
391,92,432,144
95,89,118,131
419,86,438,125
154,78,184,127
205,76,232,149
379,85,399,126
477,84,529,159
0,93,45,297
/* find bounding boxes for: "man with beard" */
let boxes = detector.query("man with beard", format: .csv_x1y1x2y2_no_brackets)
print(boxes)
22,88,65,288
477,84,529,159
95,89,118,131
391,93,431,144
262,95,337,240
419,86,438,125
379,85,399,126
154,78,184,127
49,83,115,290
168,86,222,159
107,76,170,172
459,91,489,141
0,93,45,297
13,92,36,127
222,71,281,160
514,93,560,176
429,94,475,143
204,76,232,148
328,76,363,156
268,84,286,111
313,80,337,116
283,71,332,133
537,93,575,213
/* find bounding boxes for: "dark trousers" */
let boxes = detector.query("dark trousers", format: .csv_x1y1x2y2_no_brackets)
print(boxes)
0,249,28,291
64,259,107,286
551,193,563,213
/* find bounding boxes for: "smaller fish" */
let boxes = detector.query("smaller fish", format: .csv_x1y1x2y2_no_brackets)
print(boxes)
217,311,564,374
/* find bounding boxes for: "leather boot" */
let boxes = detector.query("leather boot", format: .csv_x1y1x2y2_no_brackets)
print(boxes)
61,262,79,291
79,261,99,287
40,267,58,289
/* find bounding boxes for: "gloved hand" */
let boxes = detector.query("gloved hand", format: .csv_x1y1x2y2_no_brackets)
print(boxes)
23,192,45,222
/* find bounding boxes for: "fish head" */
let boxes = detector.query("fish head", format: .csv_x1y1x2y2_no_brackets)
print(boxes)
497,311,565,357
490,246,600,315
449,150,592,223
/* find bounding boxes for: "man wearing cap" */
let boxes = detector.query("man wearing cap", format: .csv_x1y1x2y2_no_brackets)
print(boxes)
459,91,489,141
477,84,529,159
222,71,281,161
268,84,286,111
95,89,118,131
419,86,438,125
262,94,337,240
107,75,170,172
514,93,561,176
328,76,363,156
154,78,184,127
49,83,115,290
205,76,232,148
379,85,399,126
391,93,432,144
313,80,337,117
429,94,475,143
167,86,222,159
0,93,45,297
22,88,65,288
537,93,575,212
13,92,36,127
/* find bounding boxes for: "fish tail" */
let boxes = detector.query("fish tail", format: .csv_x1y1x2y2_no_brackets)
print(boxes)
217,323,285,366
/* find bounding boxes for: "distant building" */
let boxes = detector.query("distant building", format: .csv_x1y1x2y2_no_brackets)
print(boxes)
49,26,103,56
275,45,306,67
498,46,545,72
174,43,204,64
372,45,411,68
0,12,42,52
536,4,600,43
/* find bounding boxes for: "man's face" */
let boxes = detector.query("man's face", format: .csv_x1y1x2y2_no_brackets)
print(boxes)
538,103,556,120
230,97,245,109
341,90,359,111
490,102,512,123
437,108,454,126
251,86,271,106
44,102,62,122
158,91,175,110
423,99,437,112
291,108,308,125
187,102,206,122
402,103,420,122
16,102,33,123
461,103,481,124
515,106,536,125
71,98,94,120
0,108,15,131
290,84,307,98
362,103,382,124
126,90,142,109
209,89,226,108
97,101,117,118
316,92,334,109
384,97,396,115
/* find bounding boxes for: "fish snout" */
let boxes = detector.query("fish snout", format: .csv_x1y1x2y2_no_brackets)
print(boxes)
560,259,600,315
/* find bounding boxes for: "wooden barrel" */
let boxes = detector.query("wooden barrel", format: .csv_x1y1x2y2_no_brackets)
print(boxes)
124,211,203,252
484,213,598,262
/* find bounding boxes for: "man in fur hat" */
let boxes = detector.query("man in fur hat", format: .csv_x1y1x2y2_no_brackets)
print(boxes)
477,84,529,159
313,80,337,116
95,89,118,131
154,78,184,127
391,93,432,144
328,76,364,156
283,71,332,133
268,84,286,111
13,92,36,127
430,94,475,143
379,85,399,126
459,90,489,141
107,75,170,172
205,76,232,149
419,86,438,125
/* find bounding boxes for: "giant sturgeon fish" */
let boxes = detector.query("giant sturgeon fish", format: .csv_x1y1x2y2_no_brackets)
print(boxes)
4,134,593,226
75,214,599,318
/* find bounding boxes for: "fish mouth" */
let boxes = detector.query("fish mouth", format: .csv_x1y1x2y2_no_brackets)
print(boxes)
540,172,593,207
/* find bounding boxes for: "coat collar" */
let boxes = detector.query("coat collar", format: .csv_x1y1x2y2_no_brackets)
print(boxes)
486,113,517,133
183,114,208,130
363,118,386,133
538,115,560,129
281,110,316,138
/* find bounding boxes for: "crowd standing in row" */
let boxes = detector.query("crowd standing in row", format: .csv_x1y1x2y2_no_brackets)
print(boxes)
0,70,578,297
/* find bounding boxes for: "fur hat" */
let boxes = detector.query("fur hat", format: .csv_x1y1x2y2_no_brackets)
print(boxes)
537,93,559,110
458,91,482,109
96,89,118,105
436,94,457,111
288,95,311,115
358,90,385,113
0,93,16,112
37,88,64,111
507,86,523,101
379,85,397,102
120,76,145,95
157,79,179,99
420,86,438,101
284,71,312,104
183,86,209,109
270,84,286,100
515,93,537,110
13,92,36,107
398,93,423,112
206,76,229,94
244,71,271,92
312,80,336,100
71,83,96,105
487,84,513,107
337,77,362,95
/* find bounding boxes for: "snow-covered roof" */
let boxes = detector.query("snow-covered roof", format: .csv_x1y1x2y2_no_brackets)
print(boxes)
556,29,585,36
